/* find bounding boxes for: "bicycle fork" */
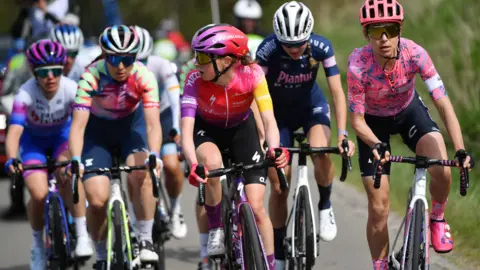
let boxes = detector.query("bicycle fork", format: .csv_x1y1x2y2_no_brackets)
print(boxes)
400,169,430,269
44,191,71,259
107,179,133,269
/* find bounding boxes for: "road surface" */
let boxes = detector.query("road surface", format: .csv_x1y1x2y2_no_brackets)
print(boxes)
0,164,466,270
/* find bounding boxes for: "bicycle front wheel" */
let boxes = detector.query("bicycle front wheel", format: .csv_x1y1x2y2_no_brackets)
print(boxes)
240,203,267,269
112,201,125,270
153,206,166,270
406,200,425,270
293,186,315,270
48,196,68,270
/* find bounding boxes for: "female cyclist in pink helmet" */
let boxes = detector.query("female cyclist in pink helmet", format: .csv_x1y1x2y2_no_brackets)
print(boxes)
348,0,474,269
182,24,289,269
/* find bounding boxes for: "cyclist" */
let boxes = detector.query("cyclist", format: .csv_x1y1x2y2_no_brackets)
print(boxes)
256,1,355,268
4,39,92,270
348,0,475,269
50,24,85,82
67,25,162,269
182,24,289,269
233,0,266,59
133,25,187,239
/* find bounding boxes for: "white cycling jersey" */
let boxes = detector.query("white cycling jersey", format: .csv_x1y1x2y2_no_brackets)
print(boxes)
145,55,181,132
10,76,77,136
67,45,102,82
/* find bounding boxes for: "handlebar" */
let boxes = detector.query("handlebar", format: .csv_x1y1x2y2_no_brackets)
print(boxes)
372,146,470,196
195,150,288,206
71,156,159,204
285,139,352,181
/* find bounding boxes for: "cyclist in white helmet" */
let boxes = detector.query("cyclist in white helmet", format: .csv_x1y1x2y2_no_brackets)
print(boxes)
133,25,187,239
50,24,85,81
233,0,266,59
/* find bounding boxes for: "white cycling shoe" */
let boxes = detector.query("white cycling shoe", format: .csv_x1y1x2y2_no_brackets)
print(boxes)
318,207,337,242
75,235,94,258
139,240,159,262
170,205,187,239
30,245,46,270
207,228,225,256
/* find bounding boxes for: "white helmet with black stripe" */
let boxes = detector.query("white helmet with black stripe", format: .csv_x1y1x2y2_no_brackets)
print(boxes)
273,1,314,44
99,25,140,54
134,25,154,60
50,24,84,52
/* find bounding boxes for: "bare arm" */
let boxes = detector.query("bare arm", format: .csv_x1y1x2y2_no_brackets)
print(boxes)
5,125,24,159
260,109,280,149
181,117,197,166
144,107,162,154
433,96,465,150
327,74,347,135
350,113,381,148
250,99,265,147
68,109,90,159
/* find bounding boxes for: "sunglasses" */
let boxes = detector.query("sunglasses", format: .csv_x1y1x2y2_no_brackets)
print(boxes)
106,54,136,67
195,51,213,65
34,66,63,78
366,23,401,39
281,41,307,49
67,50,79,58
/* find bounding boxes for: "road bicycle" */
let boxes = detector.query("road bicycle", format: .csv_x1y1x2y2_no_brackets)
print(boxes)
197,150,287,269
72,148,160,270
283,130,352,269
372,145,470,270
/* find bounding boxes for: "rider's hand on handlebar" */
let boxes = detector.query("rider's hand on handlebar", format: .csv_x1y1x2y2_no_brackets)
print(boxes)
372,142,390,165
338,137,356,157
5,158,22,175
268,147,290,169
145,153,163,175
188,163,208,187
454,149,475,171
66,159,84,179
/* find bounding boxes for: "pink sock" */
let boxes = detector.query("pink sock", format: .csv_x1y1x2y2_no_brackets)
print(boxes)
431,200,447,221
267,254,275,269
372,256,388,270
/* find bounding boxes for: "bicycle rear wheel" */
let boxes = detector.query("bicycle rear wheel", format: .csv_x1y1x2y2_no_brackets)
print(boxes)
240,203,267,269
293,186,315,270
48,196,68,270
406,200,425,270
112,200,125,270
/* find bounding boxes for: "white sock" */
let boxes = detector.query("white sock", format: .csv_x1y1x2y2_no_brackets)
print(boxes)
136,219,154,243
170,196,179,213
32,230,44,248
95,239,107,261
200,232,208,259
74,216,88,239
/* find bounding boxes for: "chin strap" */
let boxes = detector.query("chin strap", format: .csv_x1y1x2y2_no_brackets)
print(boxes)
209,59,233,83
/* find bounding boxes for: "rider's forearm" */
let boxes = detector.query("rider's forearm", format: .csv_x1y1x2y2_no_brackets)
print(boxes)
328,76,347,132
351,113,381,148
146,121,161,154
68,123,85,159
181,117,198,166
5,125,23,159
250,100,265,144
435,97,465,151
261,112,280,149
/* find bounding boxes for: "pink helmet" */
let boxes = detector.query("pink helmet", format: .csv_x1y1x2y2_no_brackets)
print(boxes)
359,0,404,27
191,24,249,58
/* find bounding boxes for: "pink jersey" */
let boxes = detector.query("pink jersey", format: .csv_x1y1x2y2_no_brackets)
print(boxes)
181,63,273,128
347,38,447,117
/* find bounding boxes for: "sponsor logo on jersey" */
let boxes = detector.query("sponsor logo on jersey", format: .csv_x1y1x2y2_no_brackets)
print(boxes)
276,71,313,84
256,39,276,62
186,71,201,87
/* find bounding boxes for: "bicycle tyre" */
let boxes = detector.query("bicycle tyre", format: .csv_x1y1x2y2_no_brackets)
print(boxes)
153,208,166,270
113,200,125,270
406,200,424,270
48,196,68,270
240,203,266,269
221,177,234,269
295,186,315,269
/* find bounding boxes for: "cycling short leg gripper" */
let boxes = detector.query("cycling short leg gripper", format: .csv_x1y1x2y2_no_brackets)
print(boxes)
372,256,388,270
274,227,286,260
205,202,223,230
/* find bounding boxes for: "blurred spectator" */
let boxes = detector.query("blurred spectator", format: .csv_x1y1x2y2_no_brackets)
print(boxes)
154,18,191,64
233,0,266,59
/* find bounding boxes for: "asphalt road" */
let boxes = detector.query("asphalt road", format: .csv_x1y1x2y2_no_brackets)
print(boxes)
0,163,466,270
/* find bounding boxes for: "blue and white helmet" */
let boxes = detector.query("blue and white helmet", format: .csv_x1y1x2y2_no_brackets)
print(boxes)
134,26,154,60
50,24,84,52
99,25,140,54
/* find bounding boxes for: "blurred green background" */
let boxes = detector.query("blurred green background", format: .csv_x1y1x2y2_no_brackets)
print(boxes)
1,0,479,267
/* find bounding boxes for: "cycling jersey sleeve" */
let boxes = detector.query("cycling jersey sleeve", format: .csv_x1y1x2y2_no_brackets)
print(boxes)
255,35,277,67
10,89,31,126
161,62,181,131
251,64,273,113
346,49,366,114
410,41,447,100
137,67,160,108
311,36,340,77
74,65,99,110
181,70,200,118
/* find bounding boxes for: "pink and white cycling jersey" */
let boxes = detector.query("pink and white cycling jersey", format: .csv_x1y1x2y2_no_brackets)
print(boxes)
347,38,447,117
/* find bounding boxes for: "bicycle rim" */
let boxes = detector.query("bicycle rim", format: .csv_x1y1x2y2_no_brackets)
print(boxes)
240,204,266,269
406,200,425,270
49,196,68,269
113,201,125,270
293,186,314,270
